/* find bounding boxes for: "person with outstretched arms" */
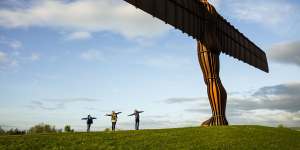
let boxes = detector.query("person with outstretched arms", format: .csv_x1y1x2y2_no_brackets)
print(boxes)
81,114,97,132
128,109,144,130
105,111,122,131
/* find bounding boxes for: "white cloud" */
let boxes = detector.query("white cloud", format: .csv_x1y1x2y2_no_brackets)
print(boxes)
9,59,18,67
0,0,170,39
225,0,298,26
0,51,18,67
0,36,22,49
0,51,41,70
9,40,22,49
80,49,104,61
30,53,40,61
268,41,300,67
0,51,7,63
66,31,92,40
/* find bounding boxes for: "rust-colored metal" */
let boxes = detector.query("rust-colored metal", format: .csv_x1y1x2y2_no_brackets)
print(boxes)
123,0,269,126
124,0,269,72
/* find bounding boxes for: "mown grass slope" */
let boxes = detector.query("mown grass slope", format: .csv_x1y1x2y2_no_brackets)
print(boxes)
0,125,299,150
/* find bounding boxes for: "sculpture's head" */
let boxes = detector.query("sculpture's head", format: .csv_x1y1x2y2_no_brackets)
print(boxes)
134,109,138,112
88,114,90,118
112,111,115,114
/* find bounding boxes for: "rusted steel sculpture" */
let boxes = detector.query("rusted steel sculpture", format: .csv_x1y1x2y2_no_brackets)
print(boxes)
123,0,269,126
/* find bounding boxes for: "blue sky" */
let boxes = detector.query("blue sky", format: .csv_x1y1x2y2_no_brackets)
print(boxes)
0,0,300,131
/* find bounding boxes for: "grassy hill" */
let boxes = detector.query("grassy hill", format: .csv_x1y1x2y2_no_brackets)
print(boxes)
0,125,299,150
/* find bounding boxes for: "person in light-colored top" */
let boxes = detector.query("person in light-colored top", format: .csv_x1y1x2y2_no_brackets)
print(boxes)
105,111,122,131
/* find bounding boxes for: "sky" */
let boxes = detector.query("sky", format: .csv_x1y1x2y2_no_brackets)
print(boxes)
0,0,300,131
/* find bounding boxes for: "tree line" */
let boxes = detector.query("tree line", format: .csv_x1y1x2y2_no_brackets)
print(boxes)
0,123,74,135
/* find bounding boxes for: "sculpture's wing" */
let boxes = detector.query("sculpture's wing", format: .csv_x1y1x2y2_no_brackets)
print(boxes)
123,0,269,72
216,15,269,72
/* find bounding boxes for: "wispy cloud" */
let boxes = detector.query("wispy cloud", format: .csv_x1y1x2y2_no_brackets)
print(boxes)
165,97,203,104
66,31,92,40
219,0,300,36
80,49,105,62
225,0,298,25
0,51,41,70
268,40,300,67
29,53,40,61
0,0,170,39
9,40,22,49
0,51,7,63
0,36,22,49
0,51,19,69
43,97,99,103
28,97,100,110
29,100,64,110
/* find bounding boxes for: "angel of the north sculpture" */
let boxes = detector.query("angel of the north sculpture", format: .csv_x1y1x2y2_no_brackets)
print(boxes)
123,0,269,126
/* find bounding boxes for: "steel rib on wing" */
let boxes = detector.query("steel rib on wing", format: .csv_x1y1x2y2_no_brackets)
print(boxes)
123,0,269,72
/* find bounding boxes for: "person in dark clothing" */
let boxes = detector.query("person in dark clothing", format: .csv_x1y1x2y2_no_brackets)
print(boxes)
81,114,97,132
128,109,144,130
105,111,122,131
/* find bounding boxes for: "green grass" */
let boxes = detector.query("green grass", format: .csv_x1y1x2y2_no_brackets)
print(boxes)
0,125,299,150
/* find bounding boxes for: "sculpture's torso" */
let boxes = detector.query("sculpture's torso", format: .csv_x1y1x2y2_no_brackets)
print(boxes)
199,0,220,52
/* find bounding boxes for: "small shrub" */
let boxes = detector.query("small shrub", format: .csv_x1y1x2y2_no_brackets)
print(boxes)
277,124,285,128
64,125,74,132
0,126,5,135
57,129,63,133
104,128,111,132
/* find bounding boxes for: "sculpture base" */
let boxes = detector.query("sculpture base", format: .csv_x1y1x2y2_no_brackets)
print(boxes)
201,116,228,126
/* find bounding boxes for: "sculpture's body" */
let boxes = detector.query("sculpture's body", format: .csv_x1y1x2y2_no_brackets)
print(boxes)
123,0,269,126
197,0,227,126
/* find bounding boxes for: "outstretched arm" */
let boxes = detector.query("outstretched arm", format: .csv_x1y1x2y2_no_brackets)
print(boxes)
105,114,111,116
117,112,122,114
138,111,144,113
92,117,97,119
128,113,134,116
81,118,88,120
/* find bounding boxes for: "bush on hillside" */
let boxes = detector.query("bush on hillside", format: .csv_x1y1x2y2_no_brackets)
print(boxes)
64,125,74,132
277,124,285,128
28,123,58,134
0,126,5,135
104,128,111,132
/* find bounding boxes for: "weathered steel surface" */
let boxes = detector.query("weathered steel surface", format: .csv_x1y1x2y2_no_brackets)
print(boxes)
124,0,269,72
